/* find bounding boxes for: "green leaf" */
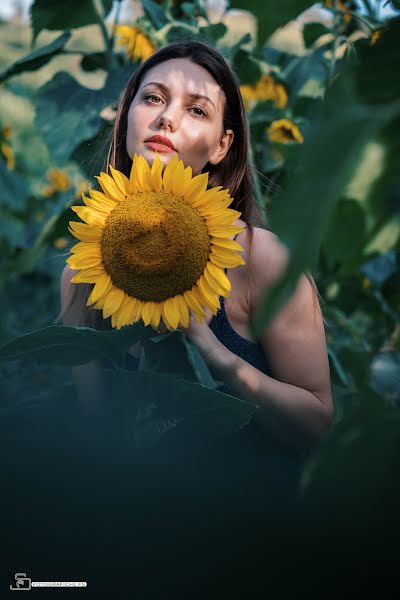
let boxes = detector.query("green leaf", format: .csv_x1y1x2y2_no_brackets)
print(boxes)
0,159,29,212
250,74,397,338
105,367,257,451
138,329,223,390
232,49,262,85
141,0,169,30
30,0,113,41
302,22,331,49
0,31,71,83
354,17,400,106
229,0,313,47
361,250,397,288
35,65,135,164
80,51,108,72
199,23,227,44
0,323,151,367
166,24,197,43
321,199,367,275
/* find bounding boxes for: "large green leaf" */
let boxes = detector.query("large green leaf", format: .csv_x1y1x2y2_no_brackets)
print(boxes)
250,73,398,338
35,65,135,164
0,159,28,213
138,329,224,390
229,0,313,46
106,366,258,451
0,323,151,367
0,31,71,83
30,0,113,41
141,0,169,29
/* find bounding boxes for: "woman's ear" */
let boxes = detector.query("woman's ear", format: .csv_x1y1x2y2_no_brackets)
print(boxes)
209,129,234,165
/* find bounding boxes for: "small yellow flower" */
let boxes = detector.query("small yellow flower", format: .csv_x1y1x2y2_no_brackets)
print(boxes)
240,75,288,111
267,119,304,144
1,141,15,170
53,237,69,249
115,24,155,63
362,277,371,290
43,168,70,197
370,30,384,46
2,125,12,139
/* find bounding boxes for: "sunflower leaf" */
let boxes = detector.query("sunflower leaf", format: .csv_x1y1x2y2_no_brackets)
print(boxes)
0,324,151,367
141,0,169,30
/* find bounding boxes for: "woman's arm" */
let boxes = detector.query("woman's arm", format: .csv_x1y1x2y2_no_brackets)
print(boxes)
202,229,334,454
60,265,109,416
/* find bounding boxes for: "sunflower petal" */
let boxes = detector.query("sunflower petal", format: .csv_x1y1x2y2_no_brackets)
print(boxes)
136,155,152,192
101,286,125,318
211,237,244,251
207,225,245,237
209,252,245,269
68,221,102,242
141,300,157,327
176,294,189,328
183,288,206,320
70,241,100,254
150,153,163,191
162,156,180,193
95,172,126,201
171,159,186,197
87,272,112,305
184,172,208,203
205,262,232,292
197,275,221,312
71,206,106,227
70,267,104,283
109,165,130,196
162,296,180,330
67,253,103,270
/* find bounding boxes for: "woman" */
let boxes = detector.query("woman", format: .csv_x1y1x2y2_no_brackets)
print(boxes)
59,39,333,456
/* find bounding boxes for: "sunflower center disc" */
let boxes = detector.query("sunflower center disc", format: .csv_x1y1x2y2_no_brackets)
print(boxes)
101,191,210,302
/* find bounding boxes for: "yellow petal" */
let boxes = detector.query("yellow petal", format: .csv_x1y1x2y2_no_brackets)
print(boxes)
149,153,163,191
211,237,244,251
171,159,186,197
70,267,104,283
109,165,130,196
205,261,232,292
141,300,157,327
70,241,100,254
102,286,125,319
71,206,106,227
162,156,180,193
87,272,113,305
68,221,102,242
207,225,245,237
161,296,180,330
209,251,245,268
197,275,221,311
184,172,208,203
95,172,126,201
67,253,103,269
176,294,189,328
183,288,206,319
136,154,152,192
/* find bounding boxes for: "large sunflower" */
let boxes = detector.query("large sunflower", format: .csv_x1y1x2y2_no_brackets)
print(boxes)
67,154,246,331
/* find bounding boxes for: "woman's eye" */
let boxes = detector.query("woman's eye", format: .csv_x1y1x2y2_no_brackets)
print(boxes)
190,106,207,118
144,93,162,103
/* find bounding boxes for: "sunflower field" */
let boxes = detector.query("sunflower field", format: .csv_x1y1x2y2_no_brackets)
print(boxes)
1,0,400,594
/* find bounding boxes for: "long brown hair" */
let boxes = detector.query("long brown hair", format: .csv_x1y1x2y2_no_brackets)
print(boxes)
57,39,321,330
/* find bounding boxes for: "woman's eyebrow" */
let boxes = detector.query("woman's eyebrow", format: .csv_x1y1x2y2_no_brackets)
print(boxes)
142,81,216,111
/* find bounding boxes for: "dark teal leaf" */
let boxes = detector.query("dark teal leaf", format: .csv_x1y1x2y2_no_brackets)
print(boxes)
141,0,169,30
199,23,227,43
0,323,151,367
250,74,397,337
0,31,71,83
232,49,262,85
35,66,135,164
80,51,108,72
166,24,197,43
30,0,113,40
229,0,313,46
0,159,29,212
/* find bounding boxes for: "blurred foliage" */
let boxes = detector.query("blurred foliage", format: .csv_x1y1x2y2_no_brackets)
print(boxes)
0,0,400,544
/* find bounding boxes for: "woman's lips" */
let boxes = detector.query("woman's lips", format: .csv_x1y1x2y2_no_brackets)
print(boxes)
145,141,176,153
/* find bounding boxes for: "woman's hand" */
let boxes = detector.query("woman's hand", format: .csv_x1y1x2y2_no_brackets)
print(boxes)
157,308,221,363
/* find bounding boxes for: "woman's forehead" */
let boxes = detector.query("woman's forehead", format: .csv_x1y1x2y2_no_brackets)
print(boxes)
139,58,224,103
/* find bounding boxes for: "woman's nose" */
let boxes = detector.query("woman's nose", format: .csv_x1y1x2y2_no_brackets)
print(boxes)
156,104,179,132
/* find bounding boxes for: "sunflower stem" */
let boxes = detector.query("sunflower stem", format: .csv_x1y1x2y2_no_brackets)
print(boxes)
92,0,117,71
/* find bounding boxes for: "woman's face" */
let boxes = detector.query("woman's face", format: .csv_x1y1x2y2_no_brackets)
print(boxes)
126,58,234,175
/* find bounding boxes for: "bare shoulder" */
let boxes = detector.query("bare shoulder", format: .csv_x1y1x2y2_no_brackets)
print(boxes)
60,264,77,303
